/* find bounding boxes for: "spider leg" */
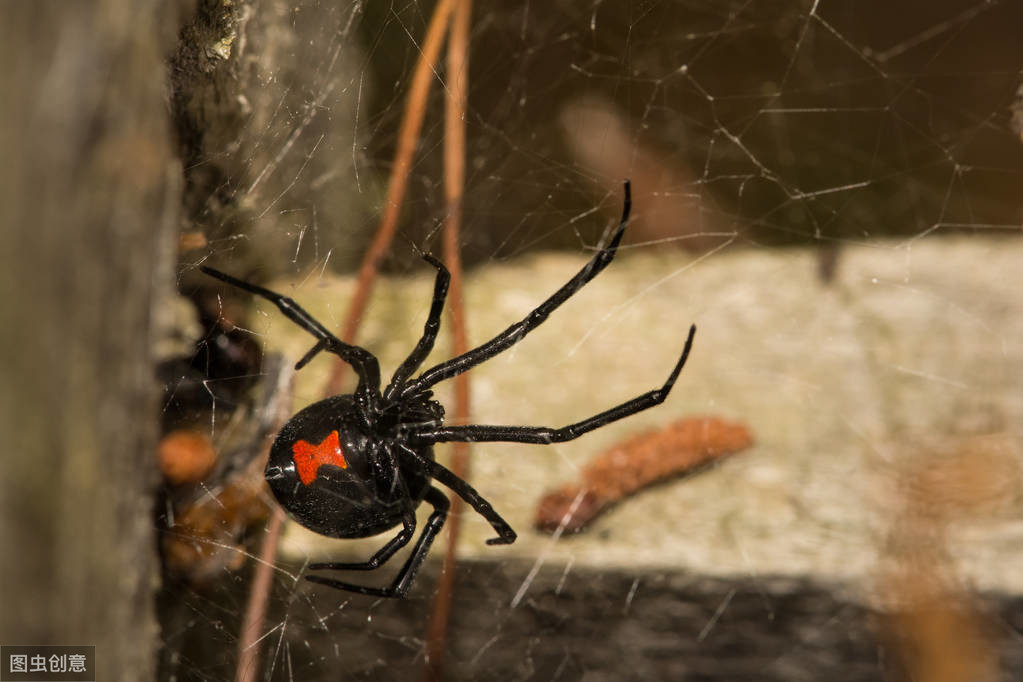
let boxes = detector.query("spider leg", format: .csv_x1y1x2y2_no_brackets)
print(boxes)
399,444,517,545
383,254,450,401
305,486,450,598
200,266,382,399
309,515,415,571
417,325,695,445
400,180,632,398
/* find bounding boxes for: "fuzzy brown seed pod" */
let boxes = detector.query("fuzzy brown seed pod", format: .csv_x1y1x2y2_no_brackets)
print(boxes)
534,416,753,534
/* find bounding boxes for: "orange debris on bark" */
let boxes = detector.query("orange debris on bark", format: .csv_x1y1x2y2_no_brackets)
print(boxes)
158,429,217,486
161,457,272,583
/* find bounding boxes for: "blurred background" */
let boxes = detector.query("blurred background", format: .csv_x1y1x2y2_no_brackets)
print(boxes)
2,0,1022,680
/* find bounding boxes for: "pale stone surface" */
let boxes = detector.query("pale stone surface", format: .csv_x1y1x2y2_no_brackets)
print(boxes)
263,237,1023,594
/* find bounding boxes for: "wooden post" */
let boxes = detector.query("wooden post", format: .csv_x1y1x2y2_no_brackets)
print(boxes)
0,2,180,679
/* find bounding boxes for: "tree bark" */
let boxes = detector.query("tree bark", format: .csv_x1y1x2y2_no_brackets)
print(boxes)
0,2,182,679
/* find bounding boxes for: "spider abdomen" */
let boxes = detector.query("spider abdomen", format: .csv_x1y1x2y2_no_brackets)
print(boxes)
265,395,434,539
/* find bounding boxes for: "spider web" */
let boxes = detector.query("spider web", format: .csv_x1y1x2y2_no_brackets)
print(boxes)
164,1,1023,680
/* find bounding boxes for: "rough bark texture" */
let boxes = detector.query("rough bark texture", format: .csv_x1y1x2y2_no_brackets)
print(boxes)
0,2,182,679
170,0,365,278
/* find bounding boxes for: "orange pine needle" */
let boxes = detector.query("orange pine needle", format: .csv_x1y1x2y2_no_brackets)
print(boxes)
535,416,753,534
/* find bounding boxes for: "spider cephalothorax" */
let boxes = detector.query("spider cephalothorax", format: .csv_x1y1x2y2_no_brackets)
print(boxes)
200,181,696,598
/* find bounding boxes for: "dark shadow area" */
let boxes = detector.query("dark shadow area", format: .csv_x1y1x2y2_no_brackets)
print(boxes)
158,558,1023,681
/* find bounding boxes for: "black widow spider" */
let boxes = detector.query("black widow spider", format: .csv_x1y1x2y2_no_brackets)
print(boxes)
200,181,696,598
